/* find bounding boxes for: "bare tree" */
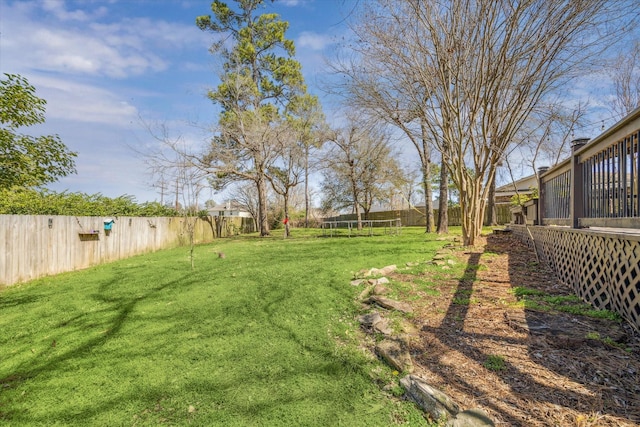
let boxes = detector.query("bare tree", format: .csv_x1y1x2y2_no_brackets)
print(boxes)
329,47,439,233
610,40,640,119
349,0,630,245
281,94,327,231
397,166,421,210
228,183,260,232
287,95,327,228
321,120,403,230
267,127,305,238
511,101,589,175
176,161,207,270
139,123,208,270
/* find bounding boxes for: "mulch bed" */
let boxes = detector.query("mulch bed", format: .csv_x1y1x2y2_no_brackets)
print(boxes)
394,233,640,426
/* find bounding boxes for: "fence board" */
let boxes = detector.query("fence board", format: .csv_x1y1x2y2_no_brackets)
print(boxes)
324,205,511,227
0,215,249,287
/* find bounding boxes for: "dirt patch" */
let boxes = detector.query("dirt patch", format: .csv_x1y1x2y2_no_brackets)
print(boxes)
392,233,640,426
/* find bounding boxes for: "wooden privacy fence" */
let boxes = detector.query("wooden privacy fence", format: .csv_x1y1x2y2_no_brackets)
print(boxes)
510,225,640,331
324,204,511,227
0,215,253,287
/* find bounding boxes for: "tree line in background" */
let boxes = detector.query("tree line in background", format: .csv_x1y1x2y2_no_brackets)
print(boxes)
149,0,458,238
2,1,640,243
182,0,639,244
0,188,177,217
162,0,639,244
335,0,639,245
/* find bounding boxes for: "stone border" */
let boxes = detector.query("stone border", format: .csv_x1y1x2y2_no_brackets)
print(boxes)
352,262,495,427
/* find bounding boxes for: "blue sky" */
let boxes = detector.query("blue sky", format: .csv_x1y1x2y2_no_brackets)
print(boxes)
0,0,356,203
1,0,635,205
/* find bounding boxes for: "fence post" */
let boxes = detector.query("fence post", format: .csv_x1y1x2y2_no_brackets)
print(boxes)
571,138,589,228
537,166,549,225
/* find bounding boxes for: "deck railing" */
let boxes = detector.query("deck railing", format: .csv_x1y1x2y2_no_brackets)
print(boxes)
539,106,640,229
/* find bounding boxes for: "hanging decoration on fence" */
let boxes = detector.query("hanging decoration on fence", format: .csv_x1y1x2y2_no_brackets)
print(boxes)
103,218,115,236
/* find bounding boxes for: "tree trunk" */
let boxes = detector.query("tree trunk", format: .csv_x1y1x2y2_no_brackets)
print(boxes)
421,174,434,233
350,170,363,231
436,160,449,234
355,201,362,231
283,191,291,238
460,176,488,246
304,145,310,228
256,174,270,236
352,184,363,231
487,176,497,226
421,123,434,233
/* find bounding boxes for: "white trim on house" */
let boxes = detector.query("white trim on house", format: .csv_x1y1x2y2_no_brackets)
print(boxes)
207,202,252,218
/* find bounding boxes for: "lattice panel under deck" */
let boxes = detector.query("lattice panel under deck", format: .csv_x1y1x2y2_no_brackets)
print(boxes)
511,226,640,331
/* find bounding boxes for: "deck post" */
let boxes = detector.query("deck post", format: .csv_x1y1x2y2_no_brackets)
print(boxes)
537,166,549,225
571,138,589,228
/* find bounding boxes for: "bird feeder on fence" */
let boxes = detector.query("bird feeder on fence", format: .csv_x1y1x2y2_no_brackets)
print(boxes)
103,218,115,236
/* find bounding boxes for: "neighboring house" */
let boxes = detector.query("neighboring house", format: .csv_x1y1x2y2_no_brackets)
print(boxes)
494,174,538,204
495,174,540,225
207,202,253,218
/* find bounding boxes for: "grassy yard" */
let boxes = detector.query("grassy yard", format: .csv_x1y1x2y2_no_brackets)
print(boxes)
0,227,448,426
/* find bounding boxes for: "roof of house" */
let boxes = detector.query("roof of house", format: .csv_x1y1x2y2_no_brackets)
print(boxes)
208,202,250,212
495,174,538,194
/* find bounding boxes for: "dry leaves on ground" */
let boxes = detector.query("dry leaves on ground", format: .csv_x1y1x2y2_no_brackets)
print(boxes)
393,233,640,427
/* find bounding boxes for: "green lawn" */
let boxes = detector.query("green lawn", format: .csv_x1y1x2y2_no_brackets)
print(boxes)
0,227,448,426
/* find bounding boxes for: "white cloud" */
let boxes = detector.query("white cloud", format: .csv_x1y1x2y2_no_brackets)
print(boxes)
297,31,334,51
1,2,205,79
29,75,139,126
42,0,108,22
280,0,304,6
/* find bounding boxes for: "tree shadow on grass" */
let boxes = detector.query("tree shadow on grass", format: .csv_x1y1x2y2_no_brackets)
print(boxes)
1,257,389,425
0,271,193,422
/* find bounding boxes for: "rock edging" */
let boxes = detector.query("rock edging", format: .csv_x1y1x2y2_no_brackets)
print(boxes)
352,263,495,426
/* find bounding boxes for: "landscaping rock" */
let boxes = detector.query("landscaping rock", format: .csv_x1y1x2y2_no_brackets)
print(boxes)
370,265,397,276
406,261,420,267
399,319,420,336
373,284,390,295
376,338,413,373
448,409,495,427
367,295,413,313
433,254,447,260
368,277,390,286
358,311,394,335
400,375,460,421
357,284,375,301
350,279,365,286
373,317,394,336
358,311,383,328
